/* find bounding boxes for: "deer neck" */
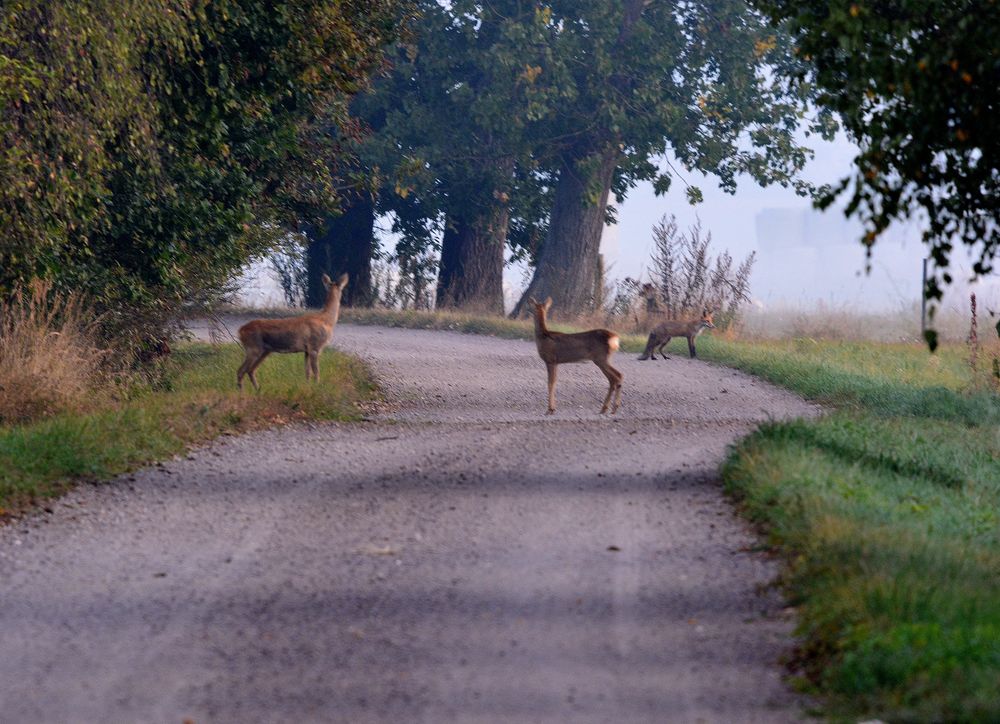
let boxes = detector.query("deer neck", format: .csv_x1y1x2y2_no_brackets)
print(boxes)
320,291,341,325
533,310,550,338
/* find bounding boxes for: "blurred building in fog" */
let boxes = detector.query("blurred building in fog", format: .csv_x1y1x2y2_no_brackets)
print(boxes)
753,207,921,309
752,207,1000,313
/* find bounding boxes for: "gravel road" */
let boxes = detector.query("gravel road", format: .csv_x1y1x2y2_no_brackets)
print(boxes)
0,323,818,723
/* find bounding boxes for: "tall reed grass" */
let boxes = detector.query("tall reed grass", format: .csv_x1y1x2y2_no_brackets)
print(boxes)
0,281,109,424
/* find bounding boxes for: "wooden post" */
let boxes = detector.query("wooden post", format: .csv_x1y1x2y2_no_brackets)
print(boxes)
921,257,928,335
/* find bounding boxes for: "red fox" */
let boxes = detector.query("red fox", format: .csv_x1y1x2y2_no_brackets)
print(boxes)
638,309,715,360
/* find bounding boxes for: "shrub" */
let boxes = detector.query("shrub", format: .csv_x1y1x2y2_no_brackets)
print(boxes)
648,214,755,329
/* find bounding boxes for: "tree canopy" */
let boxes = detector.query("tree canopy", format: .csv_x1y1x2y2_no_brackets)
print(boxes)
354,0,558,312
1,0,405,341
752,0,1000,312
513,0,835,315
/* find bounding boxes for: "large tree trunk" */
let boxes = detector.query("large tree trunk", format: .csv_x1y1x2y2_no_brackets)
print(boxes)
513,147,619,318
435,205,509,315
306,194,377,308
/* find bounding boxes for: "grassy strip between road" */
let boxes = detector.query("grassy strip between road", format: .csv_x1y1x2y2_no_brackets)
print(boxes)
711,342,1000,721
0,343,376,518
342,307,1000,721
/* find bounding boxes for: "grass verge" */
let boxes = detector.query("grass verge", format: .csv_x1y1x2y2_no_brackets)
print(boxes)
0,343,376,518
708,339,1000,721
341,307,1000,720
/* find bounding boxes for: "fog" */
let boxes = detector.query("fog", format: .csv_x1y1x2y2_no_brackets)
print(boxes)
597,132,975,313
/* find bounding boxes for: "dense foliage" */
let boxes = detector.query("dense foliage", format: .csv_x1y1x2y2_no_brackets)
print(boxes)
513,0,836,315
350,0,832,316
355,0,558,312
0,0,403,344
751,0,1000,324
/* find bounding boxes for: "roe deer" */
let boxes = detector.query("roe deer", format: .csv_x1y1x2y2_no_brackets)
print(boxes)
237,273,348,391
638,308,715,360
529,297,623,415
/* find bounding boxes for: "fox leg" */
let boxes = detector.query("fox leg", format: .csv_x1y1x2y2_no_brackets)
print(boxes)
658,336,672,359
687,336,697,358
638,334,658,360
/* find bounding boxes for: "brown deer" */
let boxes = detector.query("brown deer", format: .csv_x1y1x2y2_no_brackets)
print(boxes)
529,297,623,415
638,308,715,361
237,273,348,391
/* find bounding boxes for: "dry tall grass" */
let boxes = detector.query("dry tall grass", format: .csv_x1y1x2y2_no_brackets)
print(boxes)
0,282,109,424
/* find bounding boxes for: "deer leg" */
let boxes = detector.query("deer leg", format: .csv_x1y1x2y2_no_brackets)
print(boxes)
237,349,260,390
610,366,624,414
596,360,621,414
309,350,320,382
246,350,271,392
237,356,251,390
546,363,558,414
304,352,312,380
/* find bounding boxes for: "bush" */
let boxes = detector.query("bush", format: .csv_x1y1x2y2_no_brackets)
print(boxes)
648,214,755,328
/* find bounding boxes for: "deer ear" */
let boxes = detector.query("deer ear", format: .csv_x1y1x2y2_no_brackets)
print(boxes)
321,273,332,290
543,297,552,310
337,273,349,290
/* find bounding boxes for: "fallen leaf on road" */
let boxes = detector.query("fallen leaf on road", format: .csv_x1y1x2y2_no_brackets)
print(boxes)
357,544,398,556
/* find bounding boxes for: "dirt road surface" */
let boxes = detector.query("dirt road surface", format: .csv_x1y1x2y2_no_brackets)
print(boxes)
0,324,818,723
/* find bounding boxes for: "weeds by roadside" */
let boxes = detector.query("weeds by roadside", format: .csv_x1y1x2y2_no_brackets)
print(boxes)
0,281,112,424
0,344,377,518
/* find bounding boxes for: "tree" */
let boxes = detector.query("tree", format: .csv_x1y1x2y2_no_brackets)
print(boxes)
362,0,559,314
749,0,1000,345
512,0,833,317
305,190,379,309
0,0,405,343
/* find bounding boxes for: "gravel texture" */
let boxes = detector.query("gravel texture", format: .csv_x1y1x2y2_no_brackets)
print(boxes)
0,322,819,723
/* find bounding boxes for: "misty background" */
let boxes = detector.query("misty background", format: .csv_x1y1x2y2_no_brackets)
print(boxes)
239,131,999,318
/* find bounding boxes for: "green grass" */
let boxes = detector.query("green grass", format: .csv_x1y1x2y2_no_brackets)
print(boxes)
0,343,376,517
696,337,1000,721
342,306,538,339
341,307,1000,720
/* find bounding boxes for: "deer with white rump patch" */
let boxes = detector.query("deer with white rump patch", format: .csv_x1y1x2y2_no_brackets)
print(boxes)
237,273,348,391
529,297,623,415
